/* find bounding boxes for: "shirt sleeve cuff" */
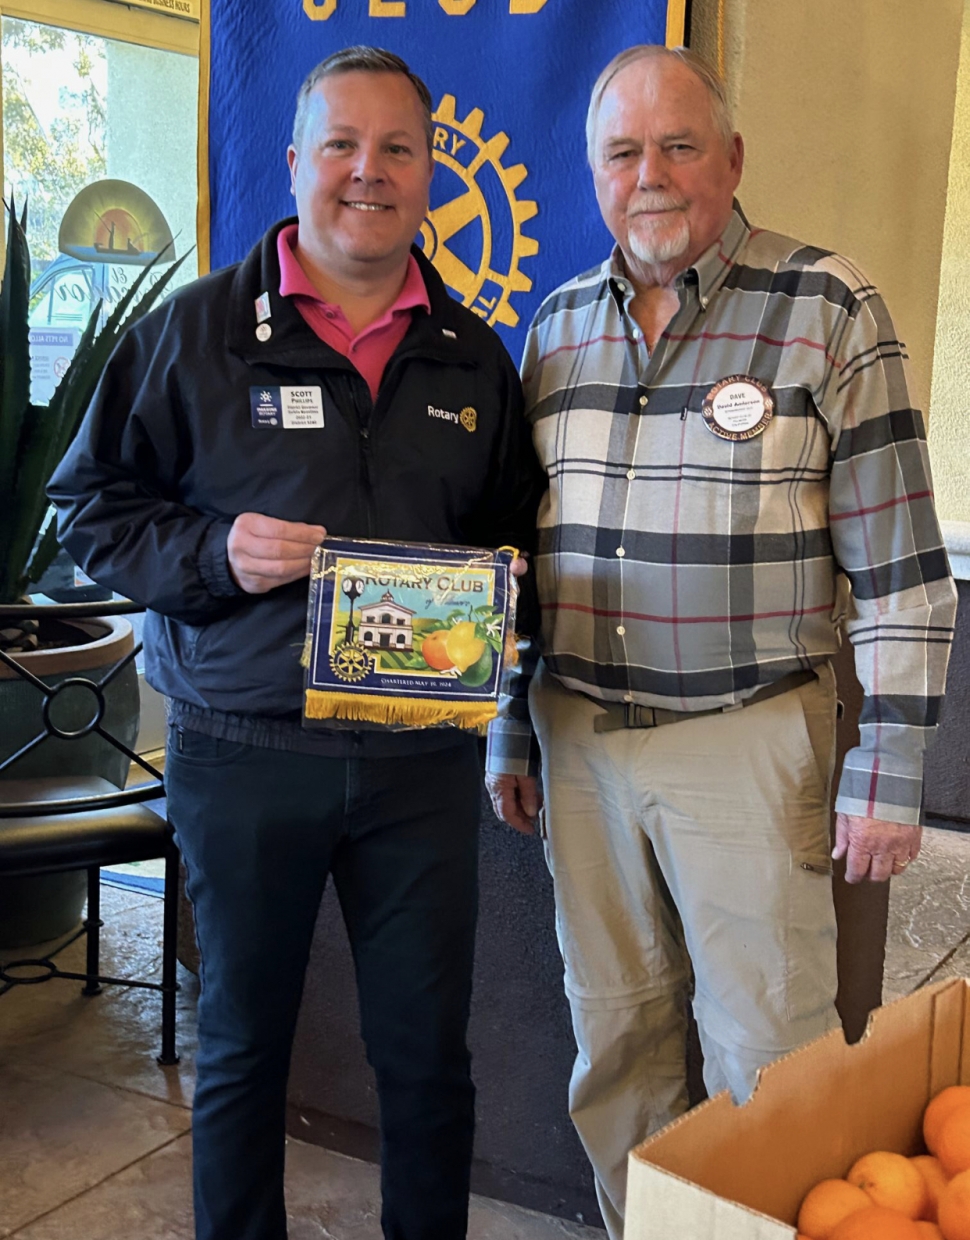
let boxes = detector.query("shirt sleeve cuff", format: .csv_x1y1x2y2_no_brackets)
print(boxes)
486,716,540,778
835,747,924,827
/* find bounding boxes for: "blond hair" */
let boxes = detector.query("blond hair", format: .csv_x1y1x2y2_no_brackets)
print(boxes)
586,45,734,164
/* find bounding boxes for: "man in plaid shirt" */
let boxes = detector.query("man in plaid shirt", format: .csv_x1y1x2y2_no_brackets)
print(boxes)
486,44,956,1239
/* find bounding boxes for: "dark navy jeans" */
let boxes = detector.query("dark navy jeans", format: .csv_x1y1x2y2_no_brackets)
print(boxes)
166,728,482,1240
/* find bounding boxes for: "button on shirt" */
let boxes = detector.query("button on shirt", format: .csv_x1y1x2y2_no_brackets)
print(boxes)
487,202,956,827
276,224,430,401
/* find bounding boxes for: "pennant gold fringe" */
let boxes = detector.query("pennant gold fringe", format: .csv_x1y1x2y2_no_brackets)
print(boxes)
305,691,497,731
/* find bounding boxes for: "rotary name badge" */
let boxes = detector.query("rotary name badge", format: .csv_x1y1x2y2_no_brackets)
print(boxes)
302,537,519,732
702,374,774,441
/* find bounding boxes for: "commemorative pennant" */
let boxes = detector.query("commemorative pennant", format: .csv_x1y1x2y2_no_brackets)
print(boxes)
303,537,519,731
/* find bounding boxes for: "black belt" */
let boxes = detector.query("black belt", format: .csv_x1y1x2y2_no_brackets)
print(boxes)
592,669,818,734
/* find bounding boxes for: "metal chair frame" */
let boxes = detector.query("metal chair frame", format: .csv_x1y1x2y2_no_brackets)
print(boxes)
0,599,179,1065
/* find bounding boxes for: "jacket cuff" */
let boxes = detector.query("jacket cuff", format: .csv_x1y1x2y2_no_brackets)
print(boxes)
197,520,244,599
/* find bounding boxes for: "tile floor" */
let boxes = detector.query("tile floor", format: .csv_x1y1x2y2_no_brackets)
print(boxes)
0,824,968,1238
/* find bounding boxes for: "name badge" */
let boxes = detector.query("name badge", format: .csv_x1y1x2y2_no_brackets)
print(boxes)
702,375,774,441
250,386,325,429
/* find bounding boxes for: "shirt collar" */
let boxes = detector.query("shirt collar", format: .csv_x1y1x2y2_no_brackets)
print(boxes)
606,200,751,312
276,222,431,318
689,200,750,305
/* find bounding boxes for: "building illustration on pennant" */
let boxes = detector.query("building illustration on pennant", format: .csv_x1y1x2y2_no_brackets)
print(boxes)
358,592,416,651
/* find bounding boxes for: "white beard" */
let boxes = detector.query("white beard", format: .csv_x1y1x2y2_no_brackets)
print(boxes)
627,209,690,266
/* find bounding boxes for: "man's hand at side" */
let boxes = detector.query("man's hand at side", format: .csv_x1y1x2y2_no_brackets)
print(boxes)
227,513,326,594
832,813,922,883
486,773,542,835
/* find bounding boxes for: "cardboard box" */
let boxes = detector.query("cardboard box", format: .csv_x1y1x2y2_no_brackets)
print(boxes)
626,978,970,1238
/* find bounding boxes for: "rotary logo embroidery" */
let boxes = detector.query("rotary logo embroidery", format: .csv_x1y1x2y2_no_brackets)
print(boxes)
329,641,373,683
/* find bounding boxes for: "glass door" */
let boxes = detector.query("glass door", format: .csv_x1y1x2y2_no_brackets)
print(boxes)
2,14,199,398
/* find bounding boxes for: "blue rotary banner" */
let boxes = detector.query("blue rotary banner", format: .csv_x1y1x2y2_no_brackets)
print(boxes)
203,0,679,363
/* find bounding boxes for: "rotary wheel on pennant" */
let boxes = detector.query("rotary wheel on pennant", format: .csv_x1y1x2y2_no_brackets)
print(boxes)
329,642,372,684
420,95,539,330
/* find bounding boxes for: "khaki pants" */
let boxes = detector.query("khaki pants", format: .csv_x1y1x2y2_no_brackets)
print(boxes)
530,661,841,1239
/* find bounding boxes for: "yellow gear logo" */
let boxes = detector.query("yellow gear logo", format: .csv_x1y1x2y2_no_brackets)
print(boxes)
421,95,538,330
329,642,372,683
460,406,477,433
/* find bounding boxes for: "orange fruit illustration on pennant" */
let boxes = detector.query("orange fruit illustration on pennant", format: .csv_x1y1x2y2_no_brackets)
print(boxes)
421,628,455,671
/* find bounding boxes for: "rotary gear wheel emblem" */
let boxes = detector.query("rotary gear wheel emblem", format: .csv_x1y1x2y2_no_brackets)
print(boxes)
421,95,538,330
330,642,372,683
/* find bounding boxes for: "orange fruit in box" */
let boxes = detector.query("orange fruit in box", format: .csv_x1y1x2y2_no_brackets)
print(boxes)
938,1168,970,1240
848,1151,929,1219
938,1107,970,1179
925,1089,970,1156
916,1223,945,1239
911,1155,950,1223
798,1179,871,1238
829,1206,922,1239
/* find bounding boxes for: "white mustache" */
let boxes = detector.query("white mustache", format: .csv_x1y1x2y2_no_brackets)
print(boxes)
629,195,687,215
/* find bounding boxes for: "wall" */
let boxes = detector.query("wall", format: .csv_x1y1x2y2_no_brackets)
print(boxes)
690,0,970,820
929,0,970,526
691,0,964,421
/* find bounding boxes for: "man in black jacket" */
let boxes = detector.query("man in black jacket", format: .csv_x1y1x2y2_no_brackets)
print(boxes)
49,46,541,1240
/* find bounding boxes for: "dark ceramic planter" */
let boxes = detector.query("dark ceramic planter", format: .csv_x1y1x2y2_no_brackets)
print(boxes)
0,615,140,948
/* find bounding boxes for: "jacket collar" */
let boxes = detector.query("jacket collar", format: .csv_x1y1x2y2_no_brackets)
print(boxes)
225,218,478,370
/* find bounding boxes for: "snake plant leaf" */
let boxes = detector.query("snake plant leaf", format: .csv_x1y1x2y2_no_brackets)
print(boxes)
48,247,188,473
21,248,190,591
8,307,103,595
44,246,188,484
0,195,192,603
0,196,31,510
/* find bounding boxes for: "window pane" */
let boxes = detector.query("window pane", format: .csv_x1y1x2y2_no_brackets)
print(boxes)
2,16,198,402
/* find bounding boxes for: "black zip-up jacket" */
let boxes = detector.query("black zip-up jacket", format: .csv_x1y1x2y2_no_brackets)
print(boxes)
49,221,544,757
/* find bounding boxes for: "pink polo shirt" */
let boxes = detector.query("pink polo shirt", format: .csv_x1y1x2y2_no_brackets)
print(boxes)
277,224,430,402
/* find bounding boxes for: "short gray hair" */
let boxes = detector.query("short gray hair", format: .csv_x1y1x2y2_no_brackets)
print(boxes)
292,45,434,155
586,45,734,164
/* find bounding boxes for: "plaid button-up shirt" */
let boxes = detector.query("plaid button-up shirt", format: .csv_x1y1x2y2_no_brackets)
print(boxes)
487,203,956,826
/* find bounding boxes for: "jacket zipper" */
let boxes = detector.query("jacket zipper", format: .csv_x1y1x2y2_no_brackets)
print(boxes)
347,373,377,538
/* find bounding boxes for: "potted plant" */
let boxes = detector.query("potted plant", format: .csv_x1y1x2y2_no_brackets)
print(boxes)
0,195,186,946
